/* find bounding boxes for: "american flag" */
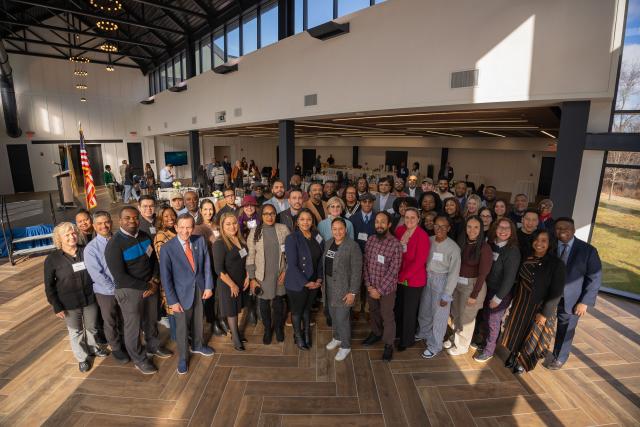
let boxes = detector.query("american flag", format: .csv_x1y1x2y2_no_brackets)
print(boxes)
79,128,97,209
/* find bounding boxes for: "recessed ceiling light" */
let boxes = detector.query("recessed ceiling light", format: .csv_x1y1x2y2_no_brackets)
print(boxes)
478,130,507,138
540,130,556,138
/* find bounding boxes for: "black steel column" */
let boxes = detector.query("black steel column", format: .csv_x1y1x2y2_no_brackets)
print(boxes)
439,148,448,179
352,146,359,168
278,0,295,40
549,101,591,217
279,120,295,185
189,130,200,184
185,37,196,79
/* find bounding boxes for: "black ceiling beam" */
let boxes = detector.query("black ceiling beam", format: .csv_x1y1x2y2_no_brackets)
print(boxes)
4,36,155,60
129,0,208,19
5,48,140,68
0,19,166,49
117,1,174,52
6,0,185,35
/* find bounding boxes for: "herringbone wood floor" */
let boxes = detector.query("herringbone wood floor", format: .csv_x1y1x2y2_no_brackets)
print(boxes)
0,189,639,426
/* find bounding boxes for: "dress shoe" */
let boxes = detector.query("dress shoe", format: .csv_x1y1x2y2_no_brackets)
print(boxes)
79,360,91,372
263,331,273,345
362,333,382,347
397,344,407,352
505,352,517,369
513,364,526,375
234,344,246,351
275,327,285,342
111,350,130,364
382,344,394,362
543,359,564,370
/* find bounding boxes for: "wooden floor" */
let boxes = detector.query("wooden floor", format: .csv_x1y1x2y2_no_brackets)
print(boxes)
1,191,639,426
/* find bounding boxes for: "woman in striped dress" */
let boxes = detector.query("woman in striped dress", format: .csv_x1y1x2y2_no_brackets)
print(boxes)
501,229,565,374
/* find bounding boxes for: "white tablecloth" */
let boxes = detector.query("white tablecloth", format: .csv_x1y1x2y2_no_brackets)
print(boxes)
156,186,199,201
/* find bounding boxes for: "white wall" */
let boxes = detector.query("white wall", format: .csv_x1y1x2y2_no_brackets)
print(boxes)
0,55,147,194
139,0,623,136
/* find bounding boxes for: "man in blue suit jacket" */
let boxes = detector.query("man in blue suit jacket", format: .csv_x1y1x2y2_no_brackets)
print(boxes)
545,217,602,370
160,214,215,374
350,193,376,316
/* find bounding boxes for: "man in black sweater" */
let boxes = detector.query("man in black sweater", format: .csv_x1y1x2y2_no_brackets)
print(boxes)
517,209,540,259
105,206,172,374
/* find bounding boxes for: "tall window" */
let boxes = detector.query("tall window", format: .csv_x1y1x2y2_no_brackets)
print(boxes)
166,61,174,88
243,10,258,55
159,66,166,91
612,0,640,132
295,0,304,33
338,0,370,17
202,37,212,72
260,1,279,47
214,28,225,66
307,0,333,28
227,19,240,60
195,43,201,75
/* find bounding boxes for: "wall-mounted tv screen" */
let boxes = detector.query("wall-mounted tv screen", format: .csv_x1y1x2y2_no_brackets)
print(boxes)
164,151,188,166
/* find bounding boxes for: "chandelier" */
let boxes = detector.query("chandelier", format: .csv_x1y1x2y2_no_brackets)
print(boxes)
75,83,88,90
89,0,122,12
96,20,118,31
99,42,118,53
106,65,115,71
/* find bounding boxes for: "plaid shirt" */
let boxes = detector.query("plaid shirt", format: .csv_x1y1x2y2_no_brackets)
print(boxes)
363,233,403,295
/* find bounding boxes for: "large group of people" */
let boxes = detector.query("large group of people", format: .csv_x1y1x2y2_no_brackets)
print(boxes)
44,166,602,378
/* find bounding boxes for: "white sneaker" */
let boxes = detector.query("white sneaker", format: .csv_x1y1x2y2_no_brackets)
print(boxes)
446,346,468,356
335,348,351,361
443,338,453,349
326,339,342,350
422,349,437,359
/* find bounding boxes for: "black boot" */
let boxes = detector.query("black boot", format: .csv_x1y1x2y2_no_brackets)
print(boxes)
273,297,285,343
382,344,393,362
247,295,258,326
260,299,273,345
292,314,308,351
505,352,517,369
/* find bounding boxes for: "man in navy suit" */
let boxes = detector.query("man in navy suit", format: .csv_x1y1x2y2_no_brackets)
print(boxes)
545,217,602,370
160,214,215,374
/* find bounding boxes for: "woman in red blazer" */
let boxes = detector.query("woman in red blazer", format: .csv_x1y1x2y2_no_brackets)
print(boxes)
394,207,430,351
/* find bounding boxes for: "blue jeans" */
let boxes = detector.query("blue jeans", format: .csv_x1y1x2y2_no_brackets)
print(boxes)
123,185,137,203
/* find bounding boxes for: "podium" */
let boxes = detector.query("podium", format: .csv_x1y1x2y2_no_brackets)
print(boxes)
53,171,77,210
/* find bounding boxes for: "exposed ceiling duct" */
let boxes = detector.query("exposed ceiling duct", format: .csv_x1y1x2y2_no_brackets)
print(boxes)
0,40,22,138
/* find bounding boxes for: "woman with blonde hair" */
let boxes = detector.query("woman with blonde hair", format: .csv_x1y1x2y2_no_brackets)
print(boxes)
317,196,354,241
463,194,483,219
213,212,250,350
44,222,107,372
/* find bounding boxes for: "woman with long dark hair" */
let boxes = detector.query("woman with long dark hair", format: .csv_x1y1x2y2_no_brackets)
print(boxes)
341,185,360,219
419,191,442,216
443,197,465,242
493,199,508,221
154,207,178,340
501,229,565,374
445,216,493,356
284,208,324,350
213,212,250,351
246,203,290,344
473,218,521,362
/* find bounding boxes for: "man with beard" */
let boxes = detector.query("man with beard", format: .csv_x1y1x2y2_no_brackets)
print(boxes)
373,177,396,214
356,177,369,198
278,189,304,231
509,193,529,227
436,179,454,200
304,183,327,224
214,187,238,223
453,181,468,211
482,186,497,209
404,175,423,200
362,211,403,362
183,191,200,223
393,178,408,197
421,178,435,193
252,183,268,205
264,180,289,214
322,181,337,202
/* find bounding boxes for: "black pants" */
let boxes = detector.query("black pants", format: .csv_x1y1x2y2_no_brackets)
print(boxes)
94,293,124,352
395,285,424,347
259,296,285,334
288,288,319,333
174,288,205,361
114,288,160,365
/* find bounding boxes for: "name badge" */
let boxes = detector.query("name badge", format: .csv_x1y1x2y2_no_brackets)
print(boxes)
432,252,444,262
457,276,469,285
149,226,156,235
72,261,86,272
326,250,336,259
493,252,499,261
239,248,248,258
402,243,407,253
387,208,395,214
145,245,153,257
280,244,286,253
377,254,385,264
517,222,523,229
358,232,368,241
213,230,221,238
247,220,257,229
315,234,323,244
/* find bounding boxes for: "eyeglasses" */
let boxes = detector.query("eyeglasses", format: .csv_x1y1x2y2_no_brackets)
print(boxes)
433,224,448,230
329,205,341,209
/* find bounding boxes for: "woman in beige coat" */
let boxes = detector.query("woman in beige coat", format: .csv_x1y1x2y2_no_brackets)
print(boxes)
246,203,291,344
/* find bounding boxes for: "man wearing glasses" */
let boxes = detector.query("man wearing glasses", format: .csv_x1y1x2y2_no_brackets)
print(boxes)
214,188,238,223
137,195,157,239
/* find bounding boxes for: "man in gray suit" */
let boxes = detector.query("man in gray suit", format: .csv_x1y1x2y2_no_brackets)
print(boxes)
374,177,396,214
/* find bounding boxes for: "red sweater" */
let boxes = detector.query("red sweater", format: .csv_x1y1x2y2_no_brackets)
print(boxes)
395,225,430,287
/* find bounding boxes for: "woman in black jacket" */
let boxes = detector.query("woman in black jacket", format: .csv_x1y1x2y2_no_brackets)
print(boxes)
501,229,565,374
473,218,521,362
44,222,107,372
284,208,324,350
